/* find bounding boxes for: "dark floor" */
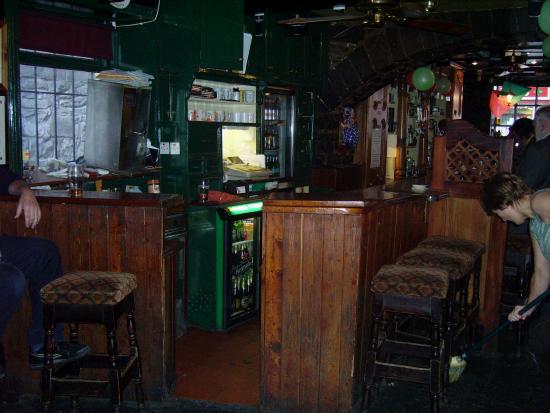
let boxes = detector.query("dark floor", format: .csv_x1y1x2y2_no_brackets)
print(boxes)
367,301,550,413
2,303,549,412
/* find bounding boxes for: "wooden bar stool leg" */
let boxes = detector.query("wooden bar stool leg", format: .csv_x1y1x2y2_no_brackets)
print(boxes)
472,260,481,310
363,297,382,411
41,305,55,413
126,299,145,405
69,323,79,344
105,308,122,413
429,309,441,413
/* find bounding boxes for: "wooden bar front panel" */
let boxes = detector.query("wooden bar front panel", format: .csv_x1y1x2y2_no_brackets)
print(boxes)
0,196,184,400
428,196,507,332
261,196,427,413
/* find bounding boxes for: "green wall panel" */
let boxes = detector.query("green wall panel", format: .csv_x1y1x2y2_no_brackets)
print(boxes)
200,0,244,71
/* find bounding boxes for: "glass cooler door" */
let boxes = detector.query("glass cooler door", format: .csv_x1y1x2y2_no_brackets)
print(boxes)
218,201,262,329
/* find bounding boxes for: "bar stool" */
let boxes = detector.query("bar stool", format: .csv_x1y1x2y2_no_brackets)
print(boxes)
396,249,474,349
417,236,485,340
364,264,449,413
503,234,532,354
39,271,145,413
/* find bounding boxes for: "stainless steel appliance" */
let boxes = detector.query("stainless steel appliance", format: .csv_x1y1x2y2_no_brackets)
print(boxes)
84,80,151,171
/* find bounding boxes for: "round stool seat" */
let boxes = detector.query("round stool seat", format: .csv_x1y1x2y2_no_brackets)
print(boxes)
419,236,485,258
372,264,449,299
40,271,137,305
396,248,474,280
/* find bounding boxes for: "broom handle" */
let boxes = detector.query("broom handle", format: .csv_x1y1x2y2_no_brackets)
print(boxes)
464,288,550,356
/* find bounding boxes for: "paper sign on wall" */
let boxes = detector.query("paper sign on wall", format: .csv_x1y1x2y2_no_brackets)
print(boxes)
370,128,382,168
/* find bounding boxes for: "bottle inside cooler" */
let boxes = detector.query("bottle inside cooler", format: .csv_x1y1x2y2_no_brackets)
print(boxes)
229,218,256,318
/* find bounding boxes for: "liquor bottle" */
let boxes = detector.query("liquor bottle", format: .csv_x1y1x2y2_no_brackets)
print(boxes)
232,245,240,268
274,97,280,121
233,276,241,312
232,223,237,243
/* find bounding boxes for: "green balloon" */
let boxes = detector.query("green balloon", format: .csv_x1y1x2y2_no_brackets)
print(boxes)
539,0,550,35
544,36,550,58
435,77,452,94
412,67,435,91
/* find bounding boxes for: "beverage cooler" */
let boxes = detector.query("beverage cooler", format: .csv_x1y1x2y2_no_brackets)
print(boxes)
187,200,262,331
261,86,296,179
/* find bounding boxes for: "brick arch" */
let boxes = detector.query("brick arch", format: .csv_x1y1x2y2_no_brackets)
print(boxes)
321,7,539,110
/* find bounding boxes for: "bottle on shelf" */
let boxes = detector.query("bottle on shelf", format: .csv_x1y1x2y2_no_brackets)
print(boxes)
274,97,280,121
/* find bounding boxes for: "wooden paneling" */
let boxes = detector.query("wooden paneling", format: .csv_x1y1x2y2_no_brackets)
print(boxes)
1,195,185,400
261,196,427,412
428,197,506,332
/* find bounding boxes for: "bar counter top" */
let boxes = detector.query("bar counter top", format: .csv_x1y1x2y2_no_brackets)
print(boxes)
0,189,183,208
264,186,434,209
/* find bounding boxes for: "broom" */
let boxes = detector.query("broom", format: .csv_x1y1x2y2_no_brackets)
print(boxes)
448,287,550,383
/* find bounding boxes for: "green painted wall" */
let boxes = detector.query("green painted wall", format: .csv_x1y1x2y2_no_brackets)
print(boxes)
9,0,327,199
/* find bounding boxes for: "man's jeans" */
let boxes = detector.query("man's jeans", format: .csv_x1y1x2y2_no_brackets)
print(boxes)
0,236,63,352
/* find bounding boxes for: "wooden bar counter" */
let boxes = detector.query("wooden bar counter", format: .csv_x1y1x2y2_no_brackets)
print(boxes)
0,190,185,401
261,188,428,413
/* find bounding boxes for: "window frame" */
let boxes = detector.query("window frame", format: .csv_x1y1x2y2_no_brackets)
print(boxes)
18,51,111,169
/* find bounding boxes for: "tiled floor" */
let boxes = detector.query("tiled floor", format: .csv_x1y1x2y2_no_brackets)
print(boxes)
173,317,260,406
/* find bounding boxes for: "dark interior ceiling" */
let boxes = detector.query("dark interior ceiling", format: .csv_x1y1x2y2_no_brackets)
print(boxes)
24,1,548,85
245,0,549,85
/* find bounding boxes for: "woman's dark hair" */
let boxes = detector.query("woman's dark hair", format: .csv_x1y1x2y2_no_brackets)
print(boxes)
480,172,533,214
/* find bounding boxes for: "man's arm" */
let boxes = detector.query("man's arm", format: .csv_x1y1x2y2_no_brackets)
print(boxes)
8,179,41,229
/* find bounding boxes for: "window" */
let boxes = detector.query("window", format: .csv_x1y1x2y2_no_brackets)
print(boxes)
491,86,550,136
20,64,93,169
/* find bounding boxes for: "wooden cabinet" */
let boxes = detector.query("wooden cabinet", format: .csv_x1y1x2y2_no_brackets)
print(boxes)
1,192,186,400
261,192,427,412
200,0,244,71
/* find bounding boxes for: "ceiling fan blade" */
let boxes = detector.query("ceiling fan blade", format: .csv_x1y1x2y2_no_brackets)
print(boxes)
277,14,366,25
404,18,470,35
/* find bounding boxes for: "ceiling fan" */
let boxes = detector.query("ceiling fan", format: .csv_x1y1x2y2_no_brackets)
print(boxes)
277,0,470,36
497,51,529,78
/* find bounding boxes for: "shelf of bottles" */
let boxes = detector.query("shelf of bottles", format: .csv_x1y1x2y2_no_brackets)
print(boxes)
263,95,283,177
188,79,256,124
229,218,256,318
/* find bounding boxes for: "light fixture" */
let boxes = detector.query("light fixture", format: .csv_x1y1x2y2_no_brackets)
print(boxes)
333,4,346,12
425,0,438,13
498,81,531,107
110,0,130,9
471,61,479,66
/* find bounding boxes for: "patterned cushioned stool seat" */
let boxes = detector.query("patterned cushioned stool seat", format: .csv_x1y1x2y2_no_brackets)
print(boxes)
372,264,449,299
40,271,137,305
396,248,474,280
419,236,485,258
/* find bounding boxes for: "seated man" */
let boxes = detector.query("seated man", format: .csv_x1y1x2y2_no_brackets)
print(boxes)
0,166,89,380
